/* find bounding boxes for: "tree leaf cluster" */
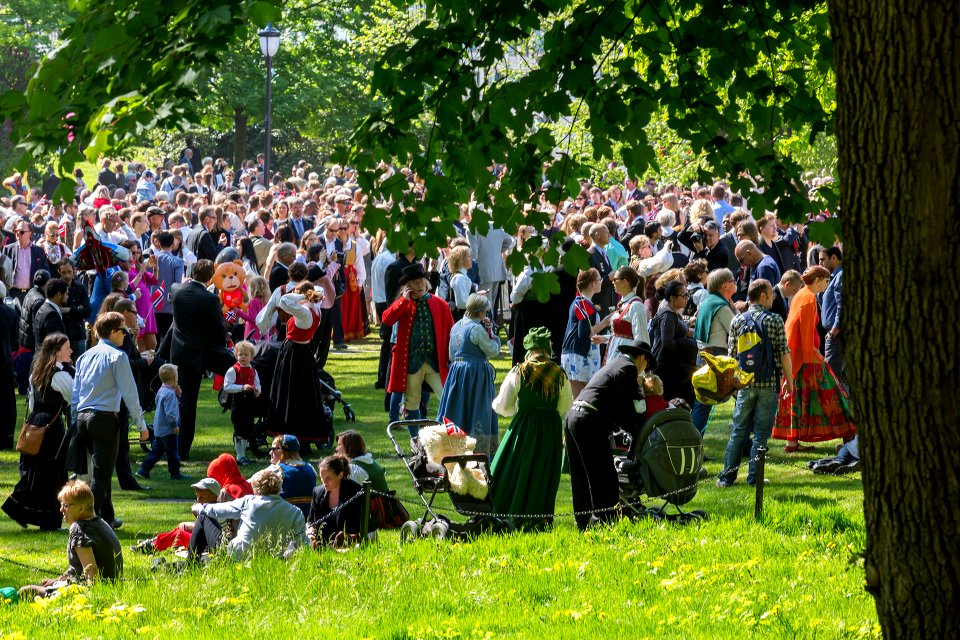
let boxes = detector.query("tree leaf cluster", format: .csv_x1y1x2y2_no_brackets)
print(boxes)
338,0,838,268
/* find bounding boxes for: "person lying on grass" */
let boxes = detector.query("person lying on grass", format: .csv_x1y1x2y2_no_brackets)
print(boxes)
19,480,122,599
130,477,222,554
186,468,308,562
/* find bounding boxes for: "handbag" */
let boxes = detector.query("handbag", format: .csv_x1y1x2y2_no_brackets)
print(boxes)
16,407,61,457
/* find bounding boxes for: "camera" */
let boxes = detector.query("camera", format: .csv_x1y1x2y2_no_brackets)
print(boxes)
689,232,702,244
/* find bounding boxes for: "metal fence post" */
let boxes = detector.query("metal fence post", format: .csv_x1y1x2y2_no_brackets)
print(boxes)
360,481,372,542
754,446,767,520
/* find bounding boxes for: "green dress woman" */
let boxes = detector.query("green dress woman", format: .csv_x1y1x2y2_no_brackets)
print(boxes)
490,327,573,530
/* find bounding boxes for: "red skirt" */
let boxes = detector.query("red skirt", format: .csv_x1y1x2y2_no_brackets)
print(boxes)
773,362,856,442
341,264,365,342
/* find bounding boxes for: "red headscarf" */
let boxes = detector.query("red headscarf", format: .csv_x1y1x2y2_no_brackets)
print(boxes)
207,454,253,499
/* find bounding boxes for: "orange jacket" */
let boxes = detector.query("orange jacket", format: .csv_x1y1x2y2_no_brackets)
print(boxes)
784,286,824,379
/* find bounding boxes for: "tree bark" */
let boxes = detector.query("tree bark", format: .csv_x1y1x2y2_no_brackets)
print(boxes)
829,1,960,637
233,107,247,172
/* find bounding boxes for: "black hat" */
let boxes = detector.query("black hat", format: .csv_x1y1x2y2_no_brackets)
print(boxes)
305,263,324,282
147,206,165,218
398,263,428,286
617,339,657,370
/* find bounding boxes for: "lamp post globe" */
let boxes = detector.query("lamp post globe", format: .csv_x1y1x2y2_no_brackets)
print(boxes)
257,22,281,185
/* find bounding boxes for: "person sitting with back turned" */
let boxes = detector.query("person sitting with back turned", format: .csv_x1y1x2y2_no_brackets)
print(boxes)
186,469,307,563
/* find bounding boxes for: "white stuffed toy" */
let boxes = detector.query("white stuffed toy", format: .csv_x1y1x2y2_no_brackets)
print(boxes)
418,422,489,500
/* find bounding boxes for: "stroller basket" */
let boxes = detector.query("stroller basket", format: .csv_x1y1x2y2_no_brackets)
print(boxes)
387,420,511,541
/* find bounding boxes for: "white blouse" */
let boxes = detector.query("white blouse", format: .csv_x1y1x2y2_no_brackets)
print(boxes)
28,365,74,411
492,367,573,418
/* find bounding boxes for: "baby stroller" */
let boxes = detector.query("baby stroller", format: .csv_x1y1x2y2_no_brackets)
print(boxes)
612,407,708,523
387,419,513,541
240,339,357,457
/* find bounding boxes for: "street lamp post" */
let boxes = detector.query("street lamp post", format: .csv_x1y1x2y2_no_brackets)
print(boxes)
258,22,281,186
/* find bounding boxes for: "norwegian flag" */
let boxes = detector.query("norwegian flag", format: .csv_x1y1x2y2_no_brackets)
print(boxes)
58,220,67,237
442,417,466,438
225,309,238,324
150,282,165,310
573,296,596,321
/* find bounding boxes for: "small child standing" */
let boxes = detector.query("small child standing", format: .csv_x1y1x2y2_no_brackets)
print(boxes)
222,341,261,465
136,364,190,480
237,276,270,342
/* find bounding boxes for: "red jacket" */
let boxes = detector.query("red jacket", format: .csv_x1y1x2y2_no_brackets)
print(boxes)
382,293,454,393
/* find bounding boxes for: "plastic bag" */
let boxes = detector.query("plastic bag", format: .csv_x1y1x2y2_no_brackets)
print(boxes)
692,351,754,405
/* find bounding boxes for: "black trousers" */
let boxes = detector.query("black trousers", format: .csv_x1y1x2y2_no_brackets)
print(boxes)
331,298,344,345
564,411,620,530
178,351,235,459
375,301,391,389
77,410,121,523
154,313,173,344
188,512,223,559
314,307,334,370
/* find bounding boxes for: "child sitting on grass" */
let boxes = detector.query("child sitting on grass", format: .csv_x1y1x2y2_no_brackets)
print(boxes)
222,340,261,465
136,364,190,480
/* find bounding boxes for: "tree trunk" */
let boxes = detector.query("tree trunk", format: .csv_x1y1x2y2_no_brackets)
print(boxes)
829,1,960,637
233,107,247,172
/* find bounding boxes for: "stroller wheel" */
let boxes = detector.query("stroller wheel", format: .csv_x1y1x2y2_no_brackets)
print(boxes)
343,405,356,422
499,518,516,534
687,510,709,521
428,520,450,540
399,520,420,544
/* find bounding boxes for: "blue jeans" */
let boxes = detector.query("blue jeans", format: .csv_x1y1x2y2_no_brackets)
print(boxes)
721,385,778,485
139,433,181,476
691,400,713,435
835,435,859,465
388,391,432,437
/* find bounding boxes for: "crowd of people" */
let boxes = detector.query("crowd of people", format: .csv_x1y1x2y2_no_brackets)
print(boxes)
1,153,856,593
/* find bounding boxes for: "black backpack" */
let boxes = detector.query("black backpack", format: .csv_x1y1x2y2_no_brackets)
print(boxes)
736,309,775,381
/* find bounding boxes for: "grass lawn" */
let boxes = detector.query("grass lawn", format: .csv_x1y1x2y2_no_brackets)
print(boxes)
0,336,878,639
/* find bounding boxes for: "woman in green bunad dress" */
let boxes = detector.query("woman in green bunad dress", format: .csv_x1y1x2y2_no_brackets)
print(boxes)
490,327,573,530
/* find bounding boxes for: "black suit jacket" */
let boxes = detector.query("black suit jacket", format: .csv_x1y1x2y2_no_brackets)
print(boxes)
2,244,50,290
588,245,616,312
268,263,290,293
33,301,66,349
288,216,314,244
186,226,219,263
166,280,230,369
97,169,118,188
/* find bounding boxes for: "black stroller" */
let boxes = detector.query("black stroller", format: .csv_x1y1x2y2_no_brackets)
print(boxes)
612,408,708,523
227,339,356,457
387,419,514,541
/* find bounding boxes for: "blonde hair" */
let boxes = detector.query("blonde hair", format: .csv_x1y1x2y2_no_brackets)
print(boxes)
447,245,472,273
248,276,269,304
158,363,178,384
58,480,94,514
689,199,714,222
234,340,255,358
250,469,282,495
654,267,686,290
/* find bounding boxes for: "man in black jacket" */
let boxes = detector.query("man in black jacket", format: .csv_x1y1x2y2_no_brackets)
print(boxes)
57,262,92,356
185,206,221,266
3,219,50,304
33,278,68,349
158,259,234,459
14,270,50,394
